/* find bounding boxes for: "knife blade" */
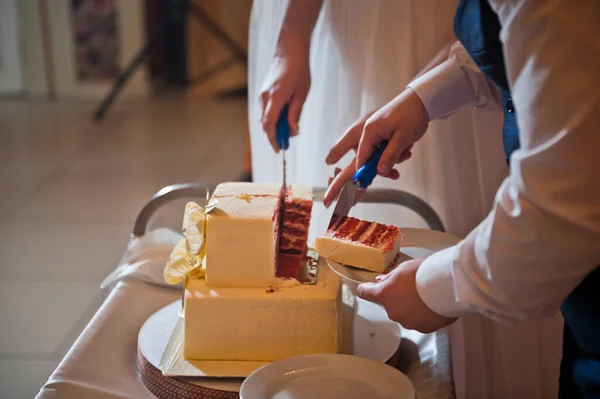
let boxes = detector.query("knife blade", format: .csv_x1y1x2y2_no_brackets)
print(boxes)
328,140,389,227
276,105,290,189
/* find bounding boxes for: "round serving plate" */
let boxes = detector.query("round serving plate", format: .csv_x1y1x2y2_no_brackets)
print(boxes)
327,228,461,284
138,297,402,398
240,354,415,399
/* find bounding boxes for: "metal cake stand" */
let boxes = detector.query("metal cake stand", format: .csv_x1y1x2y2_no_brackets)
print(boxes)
133,183,445,398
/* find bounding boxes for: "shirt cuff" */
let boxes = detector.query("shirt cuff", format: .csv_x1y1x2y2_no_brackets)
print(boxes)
415,246,471,318
407,58,477,121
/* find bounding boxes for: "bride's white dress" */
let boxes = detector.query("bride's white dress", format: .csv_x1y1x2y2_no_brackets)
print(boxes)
248,1,563,398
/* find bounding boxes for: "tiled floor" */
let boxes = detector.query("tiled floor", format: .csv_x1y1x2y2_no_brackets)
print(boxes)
0,97,247,398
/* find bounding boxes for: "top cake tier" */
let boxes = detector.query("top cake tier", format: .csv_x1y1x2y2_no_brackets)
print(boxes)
205,182,313,288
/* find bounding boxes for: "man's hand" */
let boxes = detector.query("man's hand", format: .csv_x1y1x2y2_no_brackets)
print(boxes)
357,258,457,333
323,89,428,206
323,152,411,208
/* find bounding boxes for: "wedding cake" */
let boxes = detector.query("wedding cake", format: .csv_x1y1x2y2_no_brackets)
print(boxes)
164,182,344,362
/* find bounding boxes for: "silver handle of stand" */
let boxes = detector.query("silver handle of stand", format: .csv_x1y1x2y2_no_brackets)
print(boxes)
131,183,445,238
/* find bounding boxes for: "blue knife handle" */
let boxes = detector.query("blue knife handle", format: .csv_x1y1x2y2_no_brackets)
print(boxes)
276,105,290,151
353,140,389,188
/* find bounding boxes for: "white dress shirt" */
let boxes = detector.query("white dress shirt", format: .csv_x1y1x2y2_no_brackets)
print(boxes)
408,0,600,323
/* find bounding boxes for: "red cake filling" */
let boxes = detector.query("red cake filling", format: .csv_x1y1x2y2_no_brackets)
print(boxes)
327,215,400,253
272,189,284,267
276,186,313,279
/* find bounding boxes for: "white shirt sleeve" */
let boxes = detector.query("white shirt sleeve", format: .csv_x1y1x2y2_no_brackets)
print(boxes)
407,41,502,120
415,0,600,323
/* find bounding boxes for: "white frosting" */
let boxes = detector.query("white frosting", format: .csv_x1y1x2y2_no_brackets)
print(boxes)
274,277,301,287
288,184,313,199
208,195,279,220
315,233,401,274
212,182,281,197
184,263,342,361
205,195,279,287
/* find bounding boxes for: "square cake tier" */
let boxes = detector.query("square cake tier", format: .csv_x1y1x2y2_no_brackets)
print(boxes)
184,263,342,361
205,195,280,287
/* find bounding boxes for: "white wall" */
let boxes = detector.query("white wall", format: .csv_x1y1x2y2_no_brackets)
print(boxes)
20,0,50,97
0,0,24,93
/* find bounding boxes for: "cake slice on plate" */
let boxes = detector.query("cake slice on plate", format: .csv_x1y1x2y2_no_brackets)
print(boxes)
316,215,402,274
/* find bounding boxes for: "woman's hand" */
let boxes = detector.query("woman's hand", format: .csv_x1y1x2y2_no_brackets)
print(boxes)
259,0,323,152
323,89,429,206
259,45,311,153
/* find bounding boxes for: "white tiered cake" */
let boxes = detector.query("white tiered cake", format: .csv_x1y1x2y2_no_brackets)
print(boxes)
164,182,344,362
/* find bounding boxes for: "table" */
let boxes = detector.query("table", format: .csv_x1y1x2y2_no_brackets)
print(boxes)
36,227,455,398
36,278,454,398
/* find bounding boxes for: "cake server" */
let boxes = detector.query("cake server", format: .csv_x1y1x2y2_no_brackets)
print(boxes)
328,141,389,227
276,105,290,189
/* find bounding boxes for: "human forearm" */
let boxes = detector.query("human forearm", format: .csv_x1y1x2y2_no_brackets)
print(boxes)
276,0,324,58
259,0,322,151
416,0,600,322
414,35,456,80
408,41,502,120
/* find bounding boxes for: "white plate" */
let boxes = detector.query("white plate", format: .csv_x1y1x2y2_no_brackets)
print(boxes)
139,297,401,391
327,228,461,284
240,354,415,399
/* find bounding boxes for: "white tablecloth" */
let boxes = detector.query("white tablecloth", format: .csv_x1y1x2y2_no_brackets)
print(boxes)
36,280,178,399
35,229,454,399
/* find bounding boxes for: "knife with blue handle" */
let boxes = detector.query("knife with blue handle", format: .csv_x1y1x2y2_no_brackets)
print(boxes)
276,105,290,190
328,140,388,227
